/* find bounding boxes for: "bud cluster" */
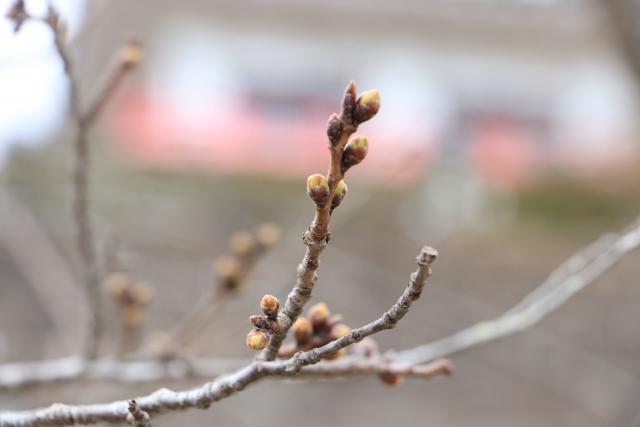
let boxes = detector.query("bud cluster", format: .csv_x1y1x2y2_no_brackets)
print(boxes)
213,223,282,292
279,302,352,360
104,273,155,327
308,82,379,212
246,294,280,350
340,81,380,128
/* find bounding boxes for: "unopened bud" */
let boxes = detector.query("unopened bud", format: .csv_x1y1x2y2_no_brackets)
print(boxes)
341,80,358,125
293,317,312,345
123,306,143,327
325,348,347,360
329,323,351,340
308,302,330,333
229,231,255,256
256,223,281,247
246,328,269,350
213,256,243,290
306,174,330,206
104,273,130,298
260,294,280,318
121,39,142,69
326,114,343,146
378,372,404,387
331,180,348,210
132,281,155,305
341,135,368,173
354,89,380,124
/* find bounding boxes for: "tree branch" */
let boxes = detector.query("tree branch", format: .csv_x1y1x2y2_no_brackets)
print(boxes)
39,7,139,360
394,216,640,365
0,246,436,427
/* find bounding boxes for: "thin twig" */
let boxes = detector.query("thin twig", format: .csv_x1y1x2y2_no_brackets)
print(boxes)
0,246,436,427
40,8,138,359
126,401,150,427
0,355,451,390
393,216,640,365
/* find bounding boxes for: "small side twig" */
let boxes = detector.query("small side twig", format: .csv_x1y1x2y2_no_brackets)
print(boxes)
32,5,140,360
126,401,150,427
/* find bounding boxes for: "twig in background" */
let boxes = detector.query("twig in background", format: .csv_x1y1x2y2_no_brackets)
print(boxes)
0,189,84,354
104,274,155,356
166,223,282,349
393,216,640,365
0,354,451,390
5,2,141,359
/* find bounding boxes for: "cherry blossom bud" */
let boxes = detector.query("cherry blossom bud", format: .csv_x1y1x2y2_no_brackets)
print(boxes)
293,317,312,345
354,90,380,124
326,113,343,146
307,174,330,206
308,302,330,333
341,135,368,172
260,294,280,319
256,223,281,247
329,323,351,340
331,180,348,210
229,231,255,256
246,329,269,350
121,39,142,69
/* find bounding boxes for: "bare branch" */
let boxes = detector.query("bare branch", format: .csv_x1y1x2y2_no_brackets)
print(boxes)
0,354,451,390
38,8,139,360
394,216,640,365
0,246,435,427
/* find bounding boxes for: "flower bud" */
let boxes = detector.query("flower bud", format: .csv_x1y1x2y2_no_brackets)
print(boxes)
326,114,343,146
132,281,155,305
354,89,380,124
378,372,404,387
260,294,280,319
104,273,130,298
331,180,348,210
256,223,281,247
329,323,351,340
308,302,330,333
229,231,255,256
325,348,347,360
213,256,243,290
293,317,312,345
123,306,143,327
246,328,269,350
341,80,358,125
341,135,368,172
121,39,142,69
306,174,330,206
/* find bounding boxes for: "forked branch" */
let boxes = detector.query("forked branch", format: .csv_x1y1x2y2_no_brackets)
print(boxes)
0,246,437,427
